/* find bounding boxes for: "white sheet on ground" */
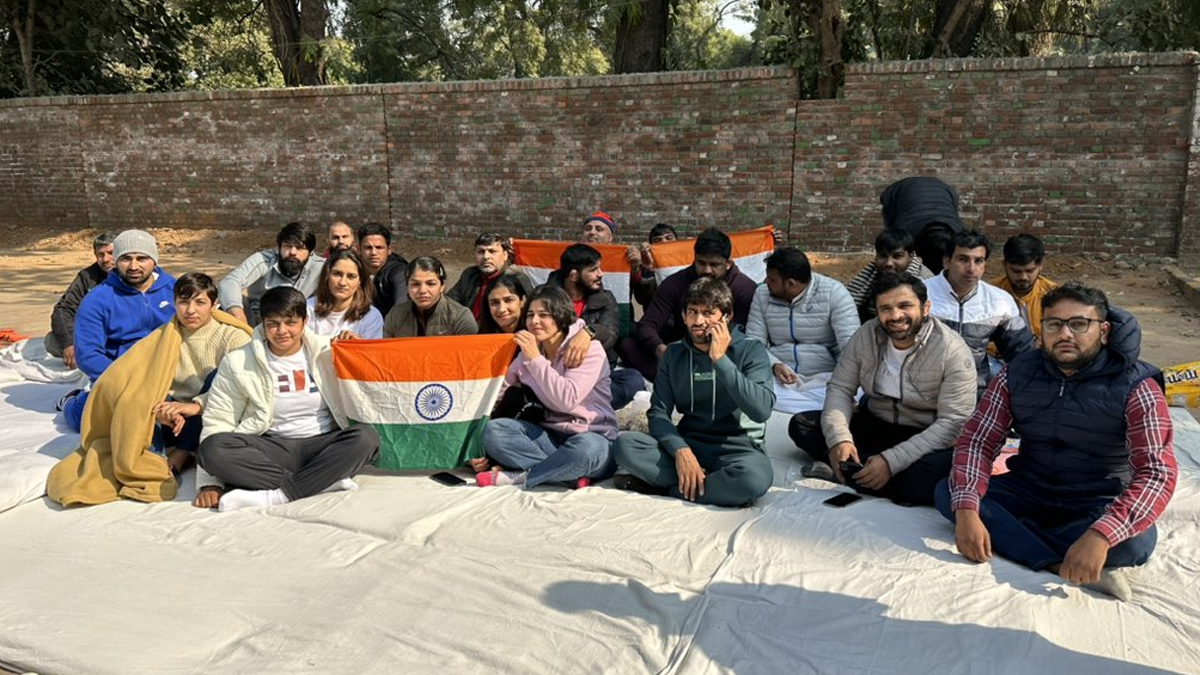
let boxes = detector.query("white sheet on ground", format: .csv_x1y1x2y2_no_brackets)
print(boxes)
0,369,1198,675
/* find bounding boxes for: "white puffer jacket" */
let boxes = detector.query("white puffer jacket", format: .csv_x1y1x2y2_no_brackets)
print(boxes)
196,327,346,490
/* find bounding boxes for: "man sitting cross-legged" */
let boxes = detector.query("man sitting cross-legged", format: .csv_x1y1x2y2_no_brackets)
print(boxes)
617,227,758,382
746,246,859,416
791,271,976,506
937,283,1176,601
613,277,775,508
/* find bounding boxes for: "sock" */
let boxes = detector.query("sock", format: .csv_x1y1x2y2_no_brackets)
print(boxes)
1085,569,1133,602
218,488,290,512
320,478,359,494
476,470,528,487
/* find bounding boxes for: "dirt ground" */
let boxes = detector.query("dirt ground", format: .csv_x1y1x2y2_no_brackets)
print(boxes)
0,227,1197,370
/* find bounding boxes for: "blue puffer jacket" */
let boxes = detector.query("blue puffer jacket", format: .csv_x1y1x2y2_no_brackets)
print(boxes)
73,269,177,381
1005,306,1160,498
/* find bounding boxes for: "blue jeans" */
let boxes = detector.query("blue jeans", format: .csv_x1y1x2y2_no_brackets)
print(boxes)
610,368,646,411
935,473,1157,571
482,418,615,488
63,389,88,433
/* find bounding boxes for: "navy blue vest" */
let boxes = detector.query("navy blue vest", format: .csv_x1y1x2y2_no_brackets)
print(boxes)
1005,348,1159,499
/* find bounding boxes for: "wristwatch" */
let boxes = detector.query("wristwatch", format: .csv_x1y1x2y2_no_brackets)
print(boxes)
583,324,597,339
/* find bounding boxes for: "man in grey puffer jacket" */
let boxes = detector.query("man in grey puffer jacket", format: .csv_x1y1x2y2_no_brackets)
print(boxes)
790,271,976,506
746,247,859,415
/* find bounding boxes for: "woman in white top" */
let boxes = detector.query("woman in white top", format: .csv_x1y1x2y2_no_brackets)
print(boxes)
306,249,384,340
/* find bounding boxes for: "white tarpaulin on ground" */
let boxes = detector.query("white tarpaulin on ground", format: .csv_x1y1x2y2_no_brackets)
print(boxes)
1,340,1198,675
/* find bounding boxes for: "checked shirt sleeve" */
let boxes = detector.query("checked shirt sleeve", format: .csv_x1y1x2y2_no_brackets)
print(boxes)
1091,378,1177,547
949,369,1012,513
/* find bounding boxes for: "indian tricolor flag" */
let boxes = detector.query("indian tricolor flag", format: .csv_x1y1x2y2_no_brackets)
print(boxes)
511,239,635,335
332,335,517,470
651,226,776,284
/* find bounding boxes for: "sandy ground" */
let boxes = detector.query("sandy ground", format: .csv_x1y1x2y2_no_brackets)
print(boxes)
0,227,1196,369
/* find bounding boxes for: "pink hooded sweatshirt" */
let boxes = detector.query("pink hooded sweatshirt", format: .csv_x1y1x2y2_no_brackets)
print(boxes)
502,319,618,440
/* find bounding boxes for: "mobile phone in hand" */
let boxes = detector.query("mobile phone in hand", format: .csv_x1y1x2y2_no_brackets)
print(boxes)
430,472,467,486
823,492,864,508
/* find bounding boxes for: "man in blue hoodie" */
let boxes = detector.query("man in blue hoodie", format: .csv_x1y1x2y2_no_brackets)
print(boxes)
58,230,177,432
613,277,776,507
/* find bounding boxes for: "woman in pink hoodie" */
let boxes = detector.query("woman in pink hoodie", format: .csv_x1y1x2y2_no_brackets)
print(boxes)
476,285,617,489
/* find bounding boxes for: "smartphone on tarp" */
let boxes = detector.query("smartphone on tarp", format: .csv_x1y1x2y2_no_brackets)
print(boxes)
430,472,467,486
823,492,863,508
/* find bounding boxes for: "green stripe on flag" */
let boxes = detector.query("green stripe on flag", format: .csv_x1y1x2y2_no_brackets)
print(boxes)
354,417,489,470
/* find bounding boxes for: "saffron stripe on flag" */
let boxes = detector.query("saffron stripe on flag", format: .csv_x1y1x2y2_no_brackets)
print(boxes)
512,239,635,335
652,226,776,284
333,334,514,383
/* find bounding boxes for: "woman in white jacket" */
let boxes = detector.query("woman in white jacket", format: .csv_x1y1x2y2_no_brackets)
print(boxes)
194,287,380,511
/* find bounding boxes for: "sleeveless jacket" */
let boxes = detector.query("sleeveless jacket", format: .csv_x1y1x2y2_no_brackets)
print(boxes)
1005,306,1160,498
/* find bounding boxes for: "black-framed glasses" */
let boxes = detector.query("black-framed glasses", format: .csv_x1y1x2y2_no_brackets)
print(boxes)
1041,317,1105,335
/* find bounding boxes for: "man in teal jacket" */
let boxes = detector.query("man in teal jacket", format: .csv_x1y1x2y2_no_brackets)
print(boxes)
613,277,776,507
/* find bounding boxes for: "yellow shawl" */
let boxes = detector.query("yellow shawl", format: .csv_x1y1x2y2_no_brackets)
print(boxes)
46,310,251,507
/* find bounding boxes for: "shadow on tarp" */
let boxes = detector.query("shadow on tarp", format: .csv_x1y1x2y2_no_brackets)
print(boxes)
1,381,75,418
543,579,1180,675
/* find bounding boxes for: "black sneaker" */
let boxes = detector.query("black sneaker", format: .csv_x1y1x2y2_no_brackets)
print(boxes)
612,473,669,496
56,388,82,412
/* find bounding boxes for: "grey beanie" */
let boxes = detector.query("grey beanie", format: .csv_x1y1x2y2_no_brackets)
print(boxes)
112,229,159,263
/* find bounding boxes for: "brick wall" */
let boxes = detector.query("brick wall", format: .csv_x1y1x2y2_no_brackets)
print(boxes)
796,53,1199,257
1,53,1198,257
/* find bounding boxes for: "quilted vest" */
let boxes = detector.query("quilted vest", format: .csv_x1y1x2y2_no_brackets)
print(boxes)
1005,347,1159,498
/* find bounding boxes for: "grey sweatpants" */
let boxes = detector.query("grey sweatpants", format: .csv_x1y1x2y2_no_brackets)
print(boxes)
613,431,773,507
198,426,380,501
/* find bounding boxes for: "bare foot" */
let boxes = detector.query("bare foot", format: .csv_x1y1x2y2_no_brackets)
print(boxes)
167,449,194,475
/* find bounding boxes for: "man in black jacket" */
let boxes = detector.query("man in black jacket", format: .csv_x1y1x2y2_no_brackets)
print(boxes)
447,232,533,326
358,223,409,315
45,232,116,368
548,243,645,410
879,176,965,275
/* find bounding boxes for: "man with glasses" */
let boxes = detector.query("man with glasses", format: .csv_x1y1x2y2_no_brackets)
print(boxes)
937,282,1177,601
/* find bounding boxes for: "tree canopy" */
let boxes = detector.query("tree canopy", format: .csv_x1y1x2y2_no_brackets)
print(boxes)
1,0,1197,99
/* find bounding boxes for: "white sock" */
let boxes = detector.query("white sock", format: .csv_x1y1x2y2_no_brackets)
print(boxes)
1085,569,1133,602
494,470,528,486
320,478,359,494
218,488,290,512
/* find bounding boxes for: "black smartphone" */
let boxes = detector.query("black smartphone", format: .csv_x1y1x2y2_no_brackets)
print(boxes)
430,472,467,486
823,492,864,508
838,461,864,475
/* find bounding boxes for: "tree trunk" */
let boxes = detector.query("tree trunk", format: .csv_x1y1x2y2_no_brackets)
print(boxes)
808,0,843,99
8,0,37,94
264,0,328,86
612,0,672,74
1007,0,1054,57
928,0,990,58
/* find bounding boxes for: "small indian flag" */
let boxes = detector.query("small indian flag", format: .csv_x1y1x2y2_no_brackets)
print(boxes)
332,335,517,470
651,226,776,284
512,239,634,334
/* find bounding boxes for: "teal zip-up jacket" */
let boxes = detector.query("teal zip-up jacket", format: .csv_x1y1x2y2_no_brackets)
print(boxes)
647,326,775,456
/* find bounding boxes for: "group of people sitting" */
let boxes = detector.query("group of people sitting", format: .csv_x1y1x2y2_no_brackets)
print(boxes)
41,176,1177,600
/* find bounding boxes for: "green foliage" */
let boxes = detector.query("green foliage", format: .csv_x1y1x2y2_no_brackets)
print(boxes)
343,0,608,83
668,0,756,70
175,0,285,90
1,0,192,97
